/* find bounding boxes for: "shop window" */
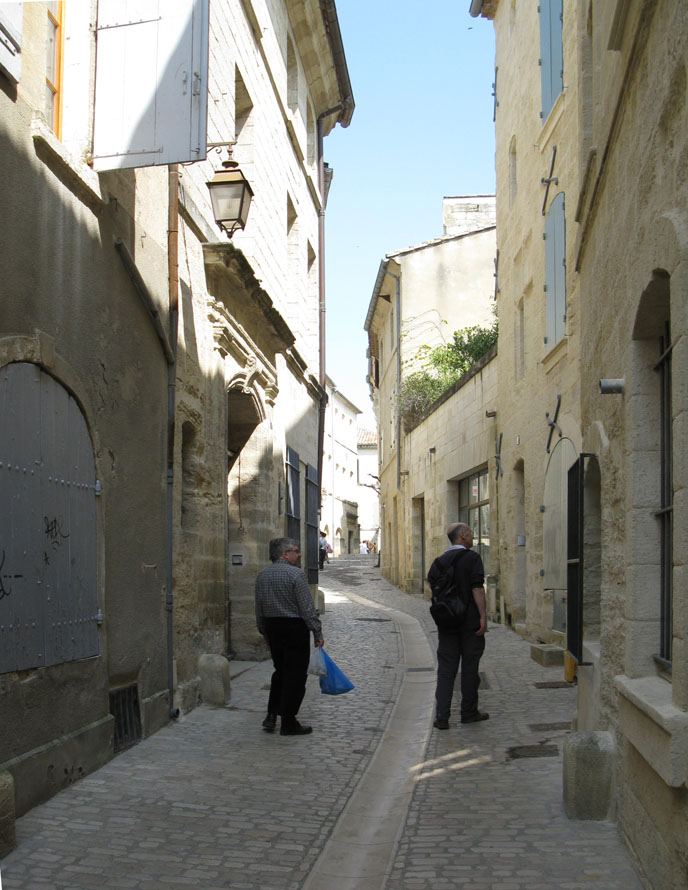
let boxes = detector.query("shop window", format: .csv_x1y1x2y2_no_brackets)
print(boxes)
458,468,490,572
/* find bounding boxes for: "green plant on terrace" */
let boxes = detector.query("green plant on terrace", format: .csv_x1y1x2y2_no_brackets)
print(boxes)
398,321,498,429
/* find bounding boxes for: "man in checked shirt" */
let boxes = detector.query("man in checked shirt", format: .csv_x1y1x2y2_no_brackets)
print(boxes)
255,537,324,735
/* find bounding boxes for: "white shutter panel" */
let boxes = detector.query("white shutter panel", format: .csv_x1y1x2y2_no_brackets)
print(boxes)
93,0,208,171
0,2,22,83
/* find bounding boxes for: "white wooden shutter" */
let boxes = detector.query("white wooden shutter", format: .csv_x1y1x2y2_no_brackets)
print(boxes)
0,2,22,83
92,0,208,171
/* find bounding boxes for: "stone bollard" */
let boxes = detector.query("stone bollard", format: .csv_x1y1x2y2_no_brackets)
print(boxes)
198,654,231,706
563,731,615,820
0,769,16,857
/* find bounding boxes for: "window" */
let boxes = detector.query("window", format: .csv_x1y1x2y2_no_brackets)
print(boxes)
631,269,672,670
287,35,298,113
459,469,490,572
516,297,525,379
45,2,64,136
656,320,673,664
544,192,566,347
509,136,517,207
539,0,563,121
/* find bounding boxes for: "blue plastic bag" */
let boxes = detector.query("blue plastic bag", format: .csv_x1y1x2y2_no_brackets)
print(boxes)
319,649,354,695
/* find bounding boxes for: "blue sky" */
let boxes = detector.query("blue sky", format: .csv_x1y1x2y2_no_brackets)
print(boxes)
323,1,496,426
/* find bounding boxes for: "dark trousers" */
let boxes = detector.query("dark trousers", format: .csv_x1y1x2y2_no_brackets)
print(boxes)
319,549,326,569
264,617,310,724
435,626,485,720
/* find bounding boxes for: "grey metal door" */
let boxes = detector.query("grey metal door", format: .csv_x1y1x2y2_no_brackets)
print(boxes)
0,363,99,673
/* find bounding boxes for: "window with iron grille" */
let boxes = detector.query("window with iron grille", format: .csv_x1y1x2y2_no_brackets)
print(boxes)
109,685,142,753
285,446,300,542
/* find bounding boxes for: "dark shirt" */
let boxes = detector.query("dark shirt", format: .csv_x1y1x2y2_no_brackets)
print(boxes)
255,561,323,642
427,545,485,631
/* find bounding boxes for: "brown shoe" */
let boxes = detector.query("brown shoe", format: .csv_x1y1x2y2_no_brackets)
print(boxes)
461,711,489,724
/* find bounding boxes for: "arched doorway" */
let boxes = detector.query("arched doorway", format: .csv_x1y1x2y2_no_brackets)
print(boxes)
0,362,98,672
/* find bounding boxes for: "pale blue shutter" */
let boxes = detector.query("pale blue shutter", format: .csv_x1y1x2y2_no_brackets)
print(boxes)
550,0,564,108
0,2,22,82
538,1,553,120
93,0,209,171
544,192,566,347
539,0,563,121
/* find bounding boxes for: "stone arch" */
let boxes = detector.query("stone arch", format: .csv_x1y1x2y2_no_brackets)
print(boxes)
226,375,266,472
628,268,672,669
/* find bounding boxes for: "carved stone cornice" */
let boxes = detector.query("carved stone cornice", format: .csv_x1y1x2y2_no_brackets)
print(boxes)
207,298,279,407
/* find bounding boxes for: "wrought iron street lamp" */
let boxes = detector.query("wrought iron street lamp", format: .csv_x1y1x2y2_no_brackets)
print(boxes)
206,153,254,237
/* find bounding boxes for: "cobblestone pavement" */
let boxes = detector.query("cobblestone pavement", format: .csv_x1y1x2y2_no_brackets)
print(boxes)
1,555,646,890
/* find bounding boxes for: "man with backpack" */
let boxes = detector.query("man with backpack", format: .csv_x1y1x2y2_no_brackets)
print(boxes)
427,522,488,729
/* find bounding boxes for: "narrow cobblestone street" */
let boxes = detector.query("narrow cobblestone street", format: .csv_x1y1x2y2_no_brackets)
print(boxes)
1,556,646,890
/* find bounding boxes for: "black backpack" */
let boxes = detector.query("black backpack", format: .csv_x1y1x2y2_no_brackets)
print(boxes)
428,550,467,630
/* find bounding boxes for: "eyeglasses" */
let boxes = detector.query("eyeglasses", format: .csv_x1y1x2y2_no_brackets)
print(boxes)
288,548,300,554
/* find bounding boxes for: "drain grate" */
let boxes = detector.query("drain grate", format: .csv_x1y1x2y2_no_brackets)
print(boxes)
355,617,392,622
506,743,559,760
528,722,571,732
534,681,574,689
406,667,434,673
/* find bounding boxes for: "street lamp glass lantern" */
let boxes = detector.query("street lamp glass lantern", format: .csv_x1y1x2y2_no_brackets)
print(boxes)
206,163,254,237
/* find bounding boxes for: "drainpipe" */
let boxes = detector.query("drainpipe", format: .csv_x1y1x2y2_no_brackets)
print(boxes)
167,165,180,719
384,268,402,491
316,105,342,510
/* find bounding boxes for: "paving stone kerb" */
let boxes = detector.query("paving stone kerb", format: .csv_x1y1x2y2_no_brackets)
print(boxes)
0,556,645,890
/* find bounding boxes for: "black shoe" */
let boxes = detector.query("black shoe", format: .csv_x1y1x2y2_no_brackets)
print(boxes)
433,718,450,730
461,711,489,724
280,720,313,736
262,713,277,732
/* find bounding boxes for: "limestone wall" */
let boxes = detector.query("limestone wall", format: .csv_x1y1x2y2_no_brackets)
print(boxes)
491,0,583,640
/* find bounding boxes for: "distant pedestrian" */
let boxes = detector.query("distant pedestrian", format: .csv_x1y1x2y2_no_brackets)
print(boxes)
319,531,329,569
427,522,488,729
255,537,324,735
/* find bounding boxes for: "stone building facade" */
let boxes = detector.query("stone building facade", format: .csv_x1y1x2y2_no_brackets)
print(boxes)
356,427,379,550
321,377,361,557
364,198,497,593
472,1,687,886
0,0,352,822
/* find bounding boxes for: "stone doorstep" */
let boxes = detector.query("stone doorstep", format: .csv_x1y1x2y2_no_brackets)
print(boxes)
530,642,565,666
